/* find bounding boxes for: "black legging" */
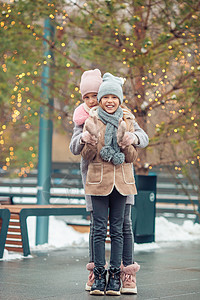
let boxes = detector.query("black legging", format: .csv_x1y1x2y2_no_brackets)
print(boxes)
91,188,126,268
89,204,134,266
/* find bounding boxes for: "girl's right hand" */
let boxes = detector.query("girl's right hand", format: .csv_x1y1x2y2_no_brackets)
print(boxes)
81,131,98,146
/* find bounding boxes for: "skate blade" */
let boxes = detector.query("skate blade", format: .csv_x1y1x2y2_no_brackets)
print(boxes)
106,290,120,296
120,286,137,294
85,283,92,291
90,289,105,295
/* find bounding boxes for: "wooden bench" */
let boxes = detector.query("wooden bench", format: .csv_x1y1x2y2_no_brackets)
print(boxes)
0,204,89,258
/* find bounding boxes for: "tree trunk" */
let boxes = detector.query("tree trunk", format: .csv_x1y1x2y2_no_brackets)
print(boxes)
130,5,149,175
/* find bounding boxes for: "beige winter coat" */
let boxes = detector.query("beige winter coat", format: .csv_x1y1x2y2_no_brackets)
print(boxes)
81,112,137,196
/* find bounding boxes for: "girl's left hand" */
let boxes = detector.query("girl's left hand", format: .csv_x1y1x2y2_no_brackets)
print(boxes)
119,132,139,149
81,131,98,145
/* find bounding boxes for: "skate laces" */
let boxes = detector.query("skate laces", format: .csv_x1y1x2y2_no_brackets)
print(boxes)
122,273,135,283
88,271,95,283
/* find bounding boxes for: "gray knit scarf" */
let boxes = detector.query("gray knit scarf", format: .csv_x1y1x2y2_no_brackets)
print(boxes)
98,106,125,165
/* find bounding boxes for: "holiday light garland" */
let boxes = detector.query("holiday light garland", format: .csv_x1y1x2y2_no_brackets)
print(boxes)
0,1,199,176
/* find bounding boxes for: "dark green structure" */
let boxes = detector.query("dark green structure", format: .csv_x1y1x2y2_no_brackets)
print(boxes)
132,175,157,243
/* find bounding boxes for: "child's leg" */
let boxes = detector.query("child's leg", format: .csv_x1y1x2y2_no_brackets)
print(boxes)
105,188,126,296
121,205,140,294
109,188,126,268
91,195,109,267
85,212,95,291
89,211,94,263
122,204,134,266
90,196,108,295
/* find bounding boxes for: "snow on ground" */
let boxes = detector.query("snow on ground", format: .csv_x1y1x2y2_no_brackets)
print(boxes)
1,216,200,261
1,250,27,261
28,216,89,250
155,216,200,242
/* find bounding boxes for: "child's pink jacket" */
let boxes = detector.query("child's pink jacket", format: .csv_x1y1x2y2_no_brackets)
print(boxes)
73,103,90,126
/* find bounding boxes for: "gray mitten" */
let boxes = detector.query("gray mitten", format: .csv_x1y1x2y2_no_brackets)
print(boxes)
117,119,126,144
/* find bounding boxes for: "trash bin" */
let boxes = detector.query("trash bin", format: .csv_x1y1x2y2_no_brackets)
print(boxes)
131,175,157,243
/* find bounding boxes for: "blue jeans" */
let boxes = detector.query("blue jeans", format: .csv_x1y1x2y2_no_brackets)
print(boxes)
91,188,126,268
89,203,134,267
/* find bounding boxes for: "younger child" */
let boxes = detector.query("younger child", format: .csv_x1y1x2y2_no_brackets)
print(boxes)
81,73,138,296
73,68,102,127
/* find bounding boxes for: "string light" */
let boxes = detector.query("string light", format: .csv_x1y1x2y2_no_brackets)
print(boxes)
0,2,199,175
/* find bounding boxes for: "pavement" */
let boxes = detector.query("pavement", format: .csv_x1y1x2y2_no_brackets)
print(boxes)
0,240,200,300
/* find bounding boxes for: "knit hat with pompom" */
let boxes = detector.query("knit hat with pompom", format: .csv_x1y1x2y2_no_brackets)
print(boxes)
97,73,124,104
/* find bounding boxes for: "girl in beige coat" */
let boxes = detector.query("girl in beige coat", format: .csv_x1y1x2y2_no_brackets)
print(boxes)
81,73,138,296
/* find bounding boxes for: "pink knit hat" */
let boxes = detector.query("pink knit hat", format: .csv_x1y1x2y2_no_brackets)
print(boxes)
80,69,102,99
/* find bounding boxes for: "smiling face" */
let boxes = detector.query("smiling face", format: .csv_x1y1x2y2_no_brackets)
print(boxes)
83,92,98,109
100,94,120,114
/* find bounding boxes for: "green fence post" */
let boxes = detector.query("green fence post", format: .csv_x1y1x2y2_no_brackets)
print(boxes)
36,16,54,245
